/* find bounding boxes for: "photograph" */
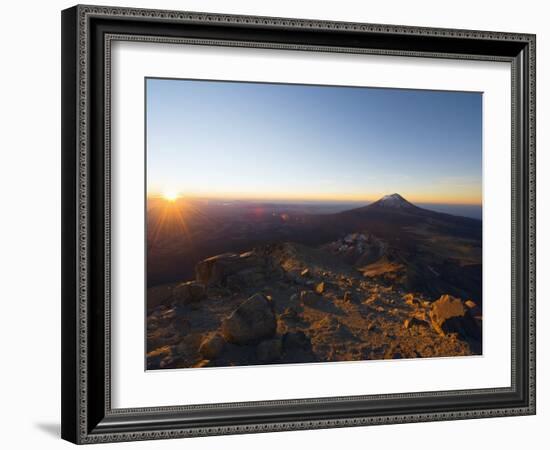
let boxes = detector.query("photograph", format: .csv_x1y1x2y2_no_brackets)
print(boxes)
56,3,537,445
145,78,483,370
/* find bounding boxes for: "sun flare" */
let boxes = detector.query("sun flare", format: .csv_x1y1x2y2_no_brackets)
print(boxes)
162,191,179,202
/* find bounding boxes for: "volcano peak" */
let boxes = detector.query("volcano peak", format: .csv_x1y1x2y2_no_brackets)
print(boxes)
369,193,417,210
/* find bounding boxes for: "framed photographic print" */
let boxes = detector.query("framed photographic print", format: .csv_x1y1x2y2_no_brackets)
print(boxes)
61,5,536,444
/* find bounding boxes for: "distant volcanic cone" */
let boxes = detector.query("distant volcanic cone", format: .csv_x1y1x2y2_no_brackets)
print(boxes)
367,193,419,211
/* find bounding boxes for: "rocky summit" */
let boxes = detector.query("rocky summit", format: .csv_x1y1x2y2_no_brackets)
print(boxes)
147,235,482,369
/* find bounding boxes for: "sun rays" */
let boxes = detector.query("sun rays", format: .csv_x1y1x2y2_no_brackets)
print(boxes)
148,197,190,249
147,196,218,251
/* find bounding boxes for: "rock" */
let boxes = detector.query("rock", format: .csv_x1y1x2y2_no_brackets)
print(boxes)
300,268,310,277
282,331,312,351
315,281,325,294
226,267,265,290
195,252,264,286
198,334,225,359
195,253,236,285
465,299,477,309
343,291,353,302
464,299,482,317
429,295,480,339
172,281,206,305
403,293,420,306
429,294,465,335
221,293,276,344
256,338,282,362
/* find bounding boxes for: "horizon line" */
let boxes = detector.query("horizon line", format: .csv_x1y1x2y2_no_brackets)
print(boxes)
146,192,482,206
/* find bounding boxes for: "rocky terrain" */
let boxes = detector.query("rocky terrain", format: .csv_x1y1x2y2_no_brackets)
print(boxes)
147,231,482,369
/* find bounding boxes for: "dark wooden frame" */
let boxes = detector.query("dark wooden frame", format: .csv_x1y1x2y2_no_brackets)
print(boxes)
61,4,536,444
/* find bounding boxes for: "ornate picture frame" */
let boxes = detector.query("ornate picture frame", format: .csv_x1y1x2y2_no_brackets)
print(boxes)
61,4,535,444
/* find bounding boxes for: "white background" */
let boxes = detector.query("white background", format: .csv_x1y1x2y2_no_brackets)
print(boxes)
0,0,547,449
112,42,511,408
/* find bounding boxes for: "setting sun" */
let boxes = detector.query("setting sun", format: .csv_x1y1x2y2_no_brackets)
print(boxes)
162,191,179,202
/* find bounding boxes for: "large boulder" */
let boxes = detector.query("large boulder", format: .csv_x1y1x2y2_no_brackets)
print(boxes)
429,294,480,339
429,294,464,335
172,281,206,305
221,293,276,344
195,252,265,287
226,267,265,290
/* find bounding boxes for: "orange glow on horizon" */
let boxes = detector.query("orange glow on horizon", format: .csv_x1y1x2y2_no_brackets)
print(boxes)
147,190,481,206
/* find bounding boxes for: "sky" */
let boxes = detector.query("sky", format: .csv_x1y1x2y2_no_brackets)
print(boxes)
146,78,482,205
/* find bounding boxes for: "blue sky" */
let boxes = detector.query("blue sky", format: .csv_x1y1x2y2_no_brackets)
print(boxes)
146,78,482,205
